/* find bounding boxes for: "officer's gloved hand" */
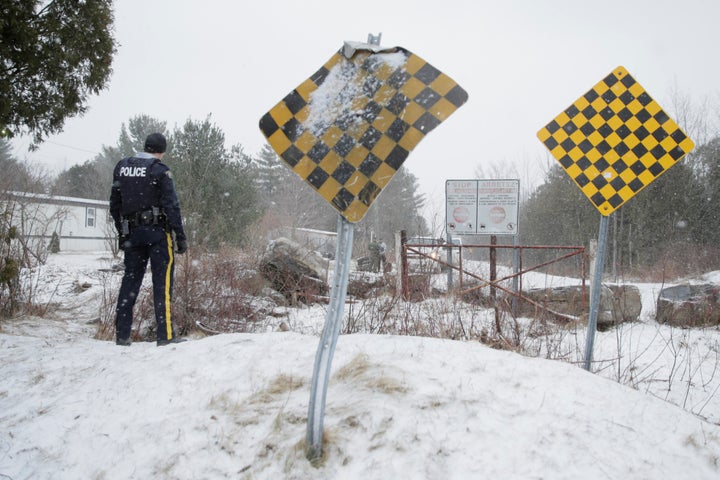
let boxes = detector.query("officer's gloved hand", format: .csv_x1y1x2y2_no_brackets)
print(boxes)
176,238,188,255
118,235,130,251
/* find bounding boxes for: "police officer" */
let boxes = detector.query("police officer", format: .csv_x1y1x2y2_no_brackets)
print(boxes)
109,133,188,346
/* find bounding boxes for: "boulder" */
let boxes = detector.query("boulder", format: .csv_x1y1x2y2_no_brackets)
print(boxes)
516,283,642,329
259,237,329,304
656,284,720,327
516,285,585,322
600,284,643,330
347,271,387,299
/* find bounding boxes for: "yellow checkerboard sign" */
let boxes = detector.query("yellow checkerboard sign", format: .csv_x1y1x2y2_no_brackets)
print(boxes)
260,44,468,222
537,66,695,216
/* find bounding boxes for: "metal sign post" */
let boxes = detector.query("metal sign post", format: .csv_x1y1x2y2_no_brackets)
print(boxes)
583,214,610,370
490,234,500,333
306,214,354,461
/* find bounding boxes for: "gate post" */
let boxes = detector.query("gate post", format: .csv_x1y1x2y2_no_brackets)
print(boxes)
397,230,409,301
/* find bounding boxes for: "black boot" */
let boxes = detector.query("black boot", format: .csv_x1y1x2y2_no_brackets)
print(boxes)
157,337,187,346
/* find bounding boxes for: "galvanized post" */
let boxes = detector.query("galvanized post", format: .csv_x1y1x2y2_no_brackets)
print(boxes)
511,234,519,317
400,230,409,301
446,232,453,290
306,215,354,461
490,235,500,334
367,32,382,45
583,214,610,371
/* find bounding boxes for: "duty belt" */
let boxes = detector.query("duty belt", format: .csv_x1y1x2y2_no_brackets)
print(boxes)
124,207,166,227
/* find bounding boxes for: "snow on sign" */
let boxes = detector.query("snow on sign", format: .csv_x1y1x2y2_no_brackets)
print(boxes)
446,179,519,235
260,42,468,223
537,66,695,216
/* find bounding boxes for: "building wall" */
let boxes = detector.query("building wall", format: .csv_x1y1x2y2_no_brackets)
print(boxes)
6,193,113,252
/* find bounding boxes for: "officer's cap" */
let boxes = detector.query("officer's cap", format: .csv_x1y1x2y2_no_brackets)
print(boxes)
144,133,167,154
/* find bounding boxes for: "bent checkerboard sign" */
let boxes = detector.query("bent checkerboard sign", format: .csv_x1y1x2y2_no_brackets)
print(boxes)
537,66,694,216
260,43,468,223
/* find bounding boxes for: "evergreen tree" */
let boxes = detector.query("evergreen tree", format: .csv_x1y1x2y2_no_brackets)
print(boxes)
251,144,338,235
0,0,117,146
619,159,704,269
253,144,293,205
0,138,47,193
169,116,259,247
53,161,99,199
359,167,428,249
521,165,598,247
0,138,10,164
692,137,720,246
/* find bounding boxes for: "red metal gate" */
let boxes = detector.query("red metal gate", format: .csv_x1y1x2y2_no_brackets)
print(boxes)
399,233,586,325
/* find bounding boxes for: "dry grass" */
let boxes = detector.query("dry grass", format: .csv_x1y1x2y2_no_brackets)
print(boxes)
333,354,409,395
248,374,306,405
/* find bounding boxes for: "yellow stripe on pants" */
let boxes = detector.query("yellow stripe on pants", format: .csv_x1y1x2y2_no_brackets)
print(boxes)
165,232,174,339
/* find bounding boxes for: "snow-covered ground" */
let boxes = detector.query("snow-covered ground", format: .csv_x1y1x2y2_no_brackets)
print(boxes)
1,252,719,479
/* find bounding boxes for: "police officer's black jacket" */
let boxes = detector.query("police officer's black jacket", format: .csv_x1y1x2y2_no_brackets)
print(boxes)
109,152,186,242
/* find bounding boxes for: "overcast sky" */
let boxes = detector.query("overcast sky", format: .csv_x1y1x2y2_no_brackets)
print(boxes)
11,0,720,215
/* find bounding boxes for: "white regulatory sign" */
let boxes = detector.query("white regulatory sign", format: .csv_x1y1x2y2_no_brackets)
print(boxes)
446,179,519,235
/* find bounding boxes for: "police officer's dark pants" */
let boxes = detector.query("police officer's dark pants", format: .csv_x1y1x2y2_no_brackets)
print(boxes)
115,226,176,342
